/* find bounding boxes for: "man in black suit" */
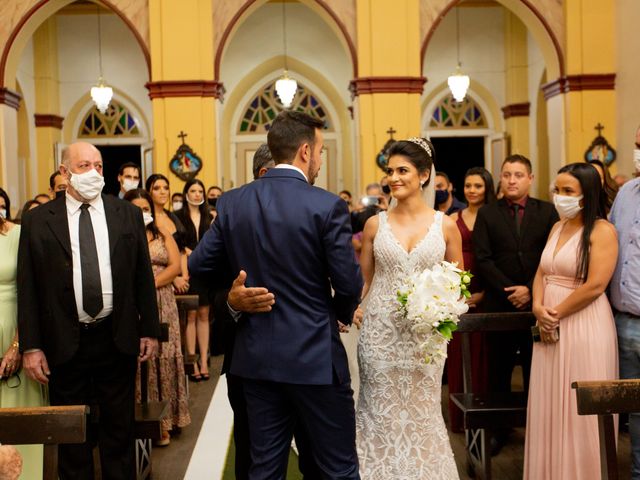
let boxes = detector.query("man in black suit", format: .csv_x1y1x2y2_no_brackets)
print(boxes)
18,142,160,479
473,154,558,450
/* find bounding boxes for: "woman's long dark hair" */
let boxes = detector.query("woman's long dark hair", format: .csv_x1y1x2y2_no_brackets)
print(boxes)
182,179,208,220
464,167,497,205
587,159,618,213
124,188,161,239
0,188,11,227
557,162,606,281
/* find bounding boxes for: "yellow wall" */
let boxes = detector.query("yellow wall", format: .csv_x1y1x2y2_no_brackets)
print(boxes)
355,0,423,190
504,11,530,157
33,18,62,194
148,0,218,192
562,0,616,165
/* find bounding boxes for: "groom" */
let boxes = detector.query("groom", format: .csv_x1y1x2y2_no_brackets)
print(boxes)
189,110,362,479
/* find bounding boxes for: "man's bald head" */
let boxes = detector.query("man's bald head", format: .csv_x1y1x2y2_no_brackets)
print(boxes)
61,142,102,168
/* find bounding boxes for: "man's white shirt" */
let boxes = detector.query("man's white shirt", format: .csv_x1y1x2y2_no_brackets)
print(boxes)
65,192,114,322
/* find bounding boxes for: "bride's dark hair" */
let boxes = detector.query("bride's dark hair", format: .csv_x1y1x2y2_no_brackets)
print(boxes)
386,138,435,187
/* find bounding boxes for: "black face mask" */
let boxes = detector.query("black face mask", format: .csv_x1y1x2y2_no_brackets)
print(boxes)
55,189,66,198
208,198,217,208
382,184,391,195
435,189,450,205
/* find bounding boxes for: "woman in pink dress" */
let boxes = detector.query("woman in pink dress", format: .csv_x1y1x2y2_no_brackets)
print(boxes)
524,162,618,479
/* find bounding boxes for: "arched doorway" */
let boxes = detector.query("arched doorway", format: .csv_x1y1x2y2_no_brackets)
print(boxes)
231,78,339,191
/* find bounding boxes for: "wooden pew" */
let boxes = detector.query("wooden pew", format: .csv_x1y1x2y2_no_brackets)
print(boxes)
0,405,88,480
134,321,170,480
450,311,535,480
87,324,171,479
175,294,200,376
572,379,640,480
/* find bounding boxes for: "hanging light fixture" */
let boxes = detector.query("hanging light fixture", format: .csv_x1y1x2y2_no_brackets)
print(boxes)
447,6,470,102
275,0,297,108
90,4,113,113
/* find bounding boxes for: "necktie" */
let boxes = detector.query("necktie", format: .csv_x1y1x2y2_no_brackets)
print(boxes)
513,204,521,236
79,204,103,318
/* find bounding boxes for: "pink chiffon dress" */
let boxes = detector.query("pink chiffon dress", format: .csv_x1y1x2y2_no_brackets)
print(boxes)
524,224,618,479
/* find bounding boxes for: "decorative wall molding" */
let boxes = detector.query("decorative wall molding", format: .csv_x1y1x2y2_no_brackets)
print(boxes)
0,87,21,109
145,81,226,100
349,76,427,98
34,113,64,129
542,74,616,100
501,102,530,119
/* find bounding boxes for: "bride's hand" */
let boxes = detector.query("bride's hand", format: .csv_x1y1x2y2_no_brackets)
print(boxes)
353,306,364,329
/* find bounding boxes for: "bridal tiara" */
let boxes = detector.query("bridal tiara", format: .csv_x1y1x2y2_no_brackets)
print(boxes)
407,137,432,157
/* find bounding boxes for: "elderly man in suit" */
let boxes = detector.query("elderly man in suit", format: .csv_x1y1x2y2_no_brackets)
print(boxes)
18,141,159,479
190,111,362,479
473,154,558,453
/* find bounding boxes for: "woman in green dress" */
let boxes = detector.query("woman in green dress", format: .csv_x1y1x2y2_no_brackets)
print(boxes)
0,210,47,480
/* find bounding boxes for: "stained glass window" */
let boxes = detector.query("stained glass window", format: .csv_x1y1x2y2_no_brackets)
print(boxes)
238,82,331,133
78,100,141,137
429,94,487,128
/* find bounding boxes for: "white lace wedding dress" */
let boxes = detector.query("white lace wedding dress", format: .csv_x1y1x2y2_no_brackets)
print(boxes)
356,211,459,479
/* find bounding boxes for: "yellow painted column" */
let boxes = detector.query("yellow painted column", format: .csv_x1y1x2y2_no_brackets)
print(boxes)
32,18,62,194
562,0,616,165
148,0,219,192
353,0,423,191
503,12,530,158
0,93,20,209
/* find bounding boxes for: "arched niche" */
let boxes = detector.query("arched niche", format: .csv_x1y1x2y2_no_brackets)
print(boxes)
220,56,353,194
214,0,357,80
420,0,563,80
0,0,150,89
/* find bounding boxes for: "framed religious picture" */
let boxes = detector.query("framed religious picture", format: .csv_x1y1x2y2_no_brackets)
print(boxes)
376,127,397,172
584,123,616,166
170,131,203,181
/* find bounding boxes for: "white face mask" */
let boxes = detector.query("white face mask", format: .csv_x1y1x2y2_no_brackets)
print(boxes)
142,212,154,226
0,208,5,219
172,201,183,211
122,178,139,192
633,149,640,171
187,197,204,206
553,193,584,219
69,168,104,201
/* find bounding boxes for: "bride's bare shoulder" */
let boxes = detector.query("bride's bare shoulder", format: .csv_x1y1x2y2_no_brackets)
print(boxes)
363,214,380,235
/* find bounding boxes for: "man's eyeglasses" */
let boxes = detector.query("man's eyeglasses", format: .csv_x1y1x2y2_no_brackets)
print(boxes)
0,360,21,389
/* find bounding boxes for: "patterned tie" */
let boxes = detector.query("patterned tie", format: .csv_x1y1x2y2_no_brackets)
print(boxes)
79,204,103,318
513,204,521,236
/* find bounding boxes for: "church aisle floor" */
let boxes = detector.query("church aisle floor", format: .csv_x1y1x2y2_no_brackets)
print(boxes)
150,355,632,479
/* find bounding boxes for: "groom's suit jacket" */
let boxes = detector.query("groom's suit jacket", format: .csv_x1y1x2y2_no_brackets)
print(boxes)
189,168,362,385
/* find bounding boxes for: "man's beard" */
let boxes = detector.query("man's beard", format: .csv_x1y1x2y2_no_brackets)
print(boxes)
308,159,319,185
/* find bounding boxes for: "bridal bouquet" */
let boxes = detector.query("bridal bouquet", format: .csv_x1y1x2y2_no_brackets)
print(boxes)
397,261,472,363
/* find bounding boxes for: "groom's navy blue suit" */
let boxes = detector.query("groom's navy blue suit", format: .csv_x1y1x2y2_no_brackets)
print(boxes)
189,167,362,479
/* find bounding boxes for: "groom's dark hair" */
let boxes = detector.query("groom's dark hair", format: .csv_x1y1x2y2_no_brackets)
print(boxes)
267,111,324,164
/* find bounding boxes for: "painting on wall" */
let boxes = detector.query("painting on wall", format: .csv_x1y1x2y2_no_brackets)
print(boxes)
170,131,203,181
584,123,616,166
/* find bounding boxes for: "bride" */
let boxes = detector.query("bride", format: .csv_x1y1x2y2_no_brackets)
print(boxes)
355,138,463,479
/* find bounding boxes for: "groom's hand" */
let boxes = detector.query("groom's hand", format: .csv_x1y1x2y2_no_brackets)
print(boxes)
228,270,275,313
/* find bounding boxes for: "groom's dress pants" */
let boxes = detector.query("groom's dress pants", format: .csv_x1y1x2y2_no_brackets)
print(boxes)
243,377,359,480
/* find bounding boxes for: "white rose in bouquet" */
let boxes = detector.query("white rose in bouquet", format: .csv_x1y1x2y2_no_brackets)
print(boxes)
397,261,472,363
